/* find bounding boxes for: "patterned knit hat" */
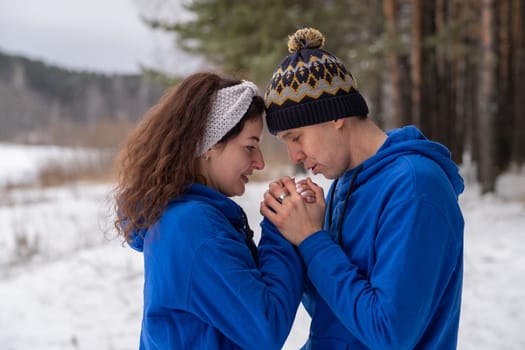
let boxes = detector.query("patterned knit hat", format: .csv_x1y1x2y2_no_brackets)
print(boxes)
264,27,369,135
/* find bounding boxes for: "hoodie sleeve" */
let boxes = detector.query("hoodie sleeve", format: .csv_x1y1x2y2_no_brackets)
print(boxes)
188,212,304,349
298,192,463,348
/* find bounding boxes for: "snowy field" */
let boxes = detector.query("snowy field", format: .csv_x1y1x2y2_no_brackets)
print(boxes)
0,143,524,349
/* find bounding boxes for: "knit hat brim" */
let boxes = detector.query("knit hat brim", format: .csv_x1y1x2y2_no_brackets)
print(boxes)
266,92,369,135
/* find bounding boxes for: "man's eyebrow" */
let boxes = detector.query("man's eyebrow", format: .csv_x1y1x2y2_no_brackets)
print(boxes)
278,131,292,140
249,136,260,142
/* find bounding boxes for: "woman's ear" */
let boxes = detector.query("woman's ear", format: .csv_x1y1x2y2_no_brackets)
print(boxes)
202,147,215,160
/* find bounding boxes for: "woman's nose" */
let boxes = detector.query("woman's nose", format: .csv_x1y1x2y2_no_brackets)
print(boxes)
253,150,265,170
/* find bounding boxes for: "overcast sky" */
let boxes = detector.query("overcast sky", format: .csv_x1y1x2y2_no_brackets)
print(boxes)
0,0,201,75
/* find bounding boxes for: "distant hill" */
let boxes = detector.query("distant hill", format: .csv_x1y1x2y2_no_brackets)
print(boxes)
0,51,165,143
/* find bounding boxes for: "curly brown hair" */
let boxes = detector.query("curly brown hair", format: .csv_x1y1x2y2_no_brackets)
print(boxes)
113,72,263,242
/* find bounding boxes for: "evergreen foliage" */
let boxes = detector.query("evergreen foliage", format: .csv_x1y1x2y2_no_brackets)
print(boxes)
141,0,525,193
145,0,387,87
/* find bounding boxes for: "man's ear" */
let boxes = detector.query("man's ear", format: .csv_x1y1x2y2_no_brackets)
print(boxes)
333,118,345,129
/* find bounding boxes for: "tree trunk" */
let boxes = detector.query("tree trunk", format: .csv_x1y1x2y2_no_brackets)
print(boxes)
511,0,525,165
383,0,403,129
410,0,423,128
495,0,512,171
478,0,497,193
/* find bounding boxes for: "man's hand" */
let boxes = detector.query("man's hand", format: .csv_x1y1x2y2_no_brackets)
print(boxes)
260,176,326,246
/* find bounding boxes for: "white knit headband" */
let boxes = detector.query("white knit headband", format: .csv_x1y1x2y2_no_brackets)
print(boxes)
198,80,259,155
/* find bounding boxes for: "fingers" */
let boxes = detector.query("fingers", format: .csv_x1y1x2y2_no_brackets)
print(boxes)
269,179,289,202
269,180,284,188
300,190,316,203
261,177,297,222
281,177,299,200
260,194,287,228
260,199,276,219
266,176,323,206
263,188,281,211
306,177,325,199
269,177,299,205
296,177,321,203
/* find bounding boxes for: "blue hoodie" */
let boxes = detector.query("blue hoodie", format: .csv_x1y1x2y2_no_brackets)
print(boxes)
129,183,304,349
298,126,464,349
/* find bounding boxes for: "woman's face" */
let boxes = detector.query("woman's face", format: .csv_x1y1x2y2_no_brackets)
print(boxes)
204,116,265,197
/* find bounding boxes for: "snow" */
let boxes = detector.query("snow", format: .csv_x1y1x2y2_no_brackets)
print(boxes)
0,143,524,349
0,143,106,187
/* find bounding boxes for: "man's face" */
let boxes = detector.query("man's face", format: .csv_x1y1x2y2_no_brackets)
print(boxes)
277,120,349,179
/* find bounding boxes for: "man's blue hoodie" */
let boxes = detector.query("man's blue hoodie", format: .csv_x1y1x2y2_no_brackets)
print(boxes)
129,184,304,349
298,126,465,349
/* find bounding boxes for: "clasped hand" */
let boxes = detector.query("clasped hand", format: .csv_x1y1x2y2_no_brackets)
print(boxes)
260,176,326,246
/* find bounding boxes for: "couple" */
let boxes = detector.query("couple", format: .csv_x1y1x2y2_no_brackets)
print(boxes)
113,28,465,350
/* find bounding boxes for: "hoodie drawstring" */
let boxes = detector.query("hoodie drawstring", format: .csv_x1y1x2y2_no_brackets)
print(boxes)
328,165,364,247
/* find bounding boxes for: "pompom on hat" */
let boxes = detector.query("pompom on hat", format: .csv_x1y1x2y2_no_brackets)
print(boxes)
264,27,369,135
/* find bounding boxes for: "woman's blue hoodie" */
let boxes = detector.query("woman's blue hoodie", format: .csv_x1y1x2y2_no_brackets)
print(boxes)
129,183,304,349
298,126,465,349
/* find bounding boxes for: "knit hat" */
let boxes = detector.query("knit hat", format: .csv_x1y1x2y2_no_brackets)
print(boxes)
264,27,369,135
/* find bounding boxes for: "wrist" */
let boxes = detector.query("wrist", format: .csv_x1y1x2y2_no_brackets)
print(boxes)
294,227,322,246
297,230,332,263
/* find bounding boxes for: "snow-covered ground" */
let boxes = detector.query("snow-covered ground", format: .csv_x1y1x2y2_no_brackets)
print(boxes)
0,143,524,349
0,143,109,188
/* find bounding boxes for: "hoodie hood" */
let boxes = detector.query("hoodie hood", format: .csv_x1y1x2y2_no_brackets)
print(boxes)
128,183,244,252
338,125,464,197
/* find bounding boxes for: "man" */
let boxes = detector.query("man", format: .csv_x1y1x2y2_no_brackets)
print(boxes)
260,27,465,349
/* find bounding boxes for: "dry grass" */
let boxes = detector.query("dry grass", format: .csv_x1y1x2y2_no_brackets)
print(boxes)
5,118,130,189
5,119,299,190
36,152,116,187
15,118,136,149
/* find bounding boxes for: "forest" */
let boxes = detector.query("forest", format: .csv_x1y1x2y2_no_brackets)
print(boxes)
139,0,525,193
0,51,163,147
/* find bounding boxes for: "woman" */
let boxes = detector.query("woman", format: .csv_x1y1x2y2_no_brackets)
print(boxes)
113,72,304,349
